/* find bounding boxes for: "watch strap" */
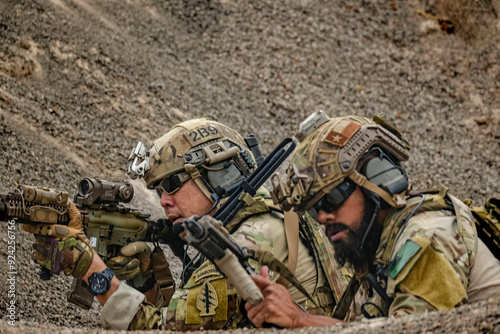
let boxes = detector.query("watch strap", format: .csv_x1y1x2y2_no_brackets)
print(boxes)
86,267,114,296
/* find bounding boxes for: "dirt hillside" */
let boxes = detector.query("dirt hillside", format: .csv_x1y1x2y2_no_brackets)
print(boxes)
0,0,499,332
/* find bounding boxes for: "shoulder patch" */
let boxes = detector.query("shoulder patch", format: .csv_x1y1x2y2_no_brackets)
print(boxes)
386,239,422,279
397,243,467,310
186,277,228,324
196,281,219,316
193,261,224,283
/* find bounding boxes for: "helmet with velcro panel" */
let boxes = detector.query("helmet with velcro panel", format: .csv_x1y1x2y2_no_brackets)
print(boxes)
128,118,258,203
271,112,411,217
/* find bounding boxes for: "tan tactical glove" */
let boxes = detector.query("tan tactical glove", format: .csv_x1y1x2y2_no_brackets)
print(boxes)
23,202,94,278
106,241,153,284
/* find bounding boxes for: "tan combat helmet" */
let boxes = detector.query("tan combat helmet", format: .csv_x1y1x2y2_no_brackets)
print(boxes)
271,113,411,215
128,118,257,203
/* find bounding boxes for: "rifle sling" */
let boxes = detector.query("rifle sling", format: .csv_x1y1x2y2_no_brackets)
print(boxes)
332,276,360,320
283,210,299,274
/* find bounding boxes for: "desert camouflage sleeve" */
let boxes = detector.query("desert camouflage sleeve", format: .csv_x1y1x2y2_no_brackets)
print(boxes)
385,208,477,316
101,211,284,330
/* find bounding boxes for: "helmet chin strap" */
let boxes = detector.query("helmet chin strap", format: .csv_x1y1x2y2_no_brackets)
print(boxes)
191,172,217,204
359,191,381,253
175,181,221,284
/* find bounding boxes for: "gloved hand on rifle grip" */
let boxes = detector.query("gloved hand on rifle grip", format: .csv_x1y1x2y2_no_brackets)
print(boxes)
106,241,153,282
24,202,94,278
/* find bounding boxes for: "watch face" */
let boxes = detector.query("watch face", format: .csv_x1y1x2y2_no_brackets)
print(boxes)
91,273,109,294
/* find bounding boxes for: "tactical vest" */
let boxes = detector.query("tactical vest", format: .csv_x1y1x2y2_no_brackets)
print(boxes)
163,192,346,330
375,187,460,267
297,212,351,314
226,194,349,314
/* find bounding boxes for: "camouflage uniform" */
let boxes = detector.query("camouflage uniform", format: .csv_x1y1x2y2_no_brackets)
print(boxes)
271,113,500,321
350,189,500,319
101,187,348,330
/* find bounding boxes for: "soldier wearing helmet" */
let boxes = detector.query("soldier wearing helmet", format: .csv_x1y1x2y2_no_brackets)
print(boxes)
26,118,350,330
246,112,500,328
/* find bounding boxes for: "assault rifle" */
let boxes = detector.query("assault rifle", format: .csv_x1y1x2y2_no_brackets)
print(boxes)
179,138,296,311
0,177,168,309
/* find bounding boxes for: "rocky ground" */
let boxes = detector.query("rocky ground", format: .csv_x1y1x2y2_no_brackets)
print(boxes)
2,297,500,334
0,0,499,332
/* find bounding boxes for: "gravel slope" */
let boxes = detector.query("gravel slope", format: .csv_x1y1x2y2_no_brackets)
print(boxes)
0,0,499,332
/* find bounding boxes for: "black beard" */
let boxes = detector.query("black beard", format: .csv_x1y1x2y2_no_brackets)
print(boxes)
330,194,382,271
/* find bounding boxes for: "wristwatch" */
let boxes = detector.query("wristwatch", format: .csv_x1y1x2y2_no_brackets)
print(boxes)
86,268,114,296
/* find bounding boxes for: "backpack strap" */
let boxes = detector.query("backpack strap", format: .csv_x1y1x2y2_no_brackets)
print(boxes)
464,196,500,260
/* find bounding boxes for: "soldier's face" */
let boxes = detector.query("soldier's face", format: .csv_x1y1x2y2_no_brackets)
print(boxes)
160,178,214,240
317,186,365,243
317,186,380,268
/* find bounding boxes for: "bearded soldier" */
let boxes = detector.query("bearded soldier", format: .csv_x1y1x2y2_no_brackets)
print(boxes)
246,112,500,328
25,118,349,330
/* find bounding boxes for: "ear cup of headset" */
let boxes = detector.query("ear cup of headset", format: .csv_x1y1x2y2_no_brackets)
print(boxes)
204,161,246,197
361,150,409,196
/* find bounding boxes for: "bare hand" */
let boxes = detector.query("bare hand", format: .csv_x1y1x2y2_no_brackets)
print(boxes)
245,266,307,328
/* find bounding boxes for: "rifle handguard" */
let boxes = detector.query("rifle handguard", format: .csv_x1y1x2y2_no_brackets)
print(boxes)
215,249,263,306
182,215,264,306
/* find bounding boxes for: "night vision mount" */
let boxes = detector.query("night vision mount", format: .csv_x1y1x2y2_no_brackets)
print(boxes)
127,141,149,180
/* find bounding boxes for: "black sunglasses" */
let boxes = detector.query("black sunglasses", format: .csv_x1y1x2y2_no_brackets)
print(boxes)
154,172,191,197
307,178,357,221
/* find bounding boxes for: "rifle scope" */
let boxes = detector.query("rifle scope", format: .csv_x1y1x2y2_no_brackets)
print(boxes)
76,178,134,206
